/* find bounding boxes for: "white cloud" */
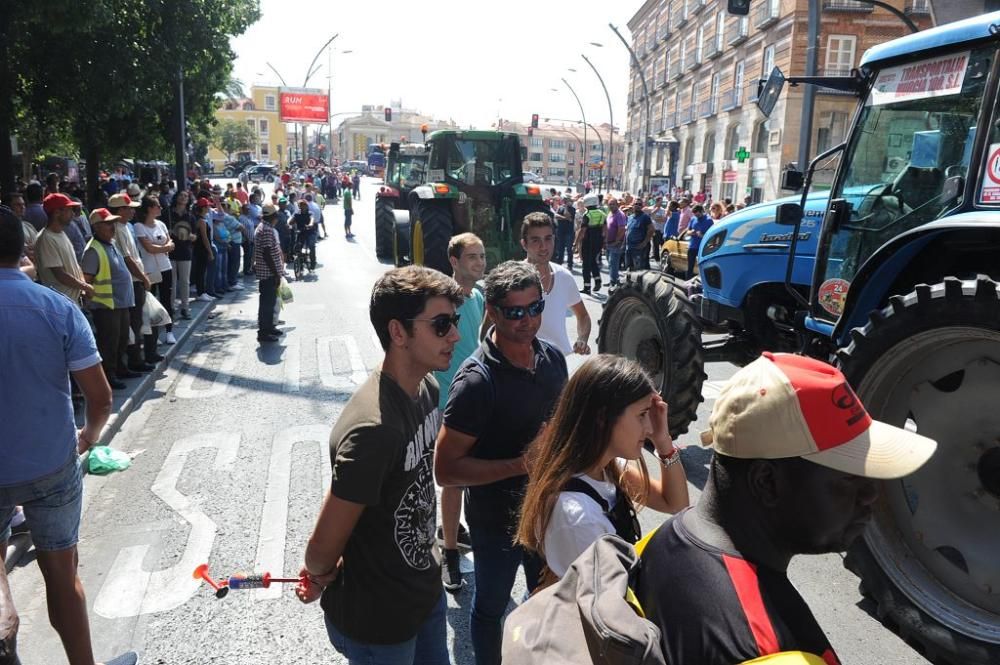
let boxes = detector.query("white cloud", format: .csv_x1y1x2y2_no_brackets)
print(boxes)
230,0,635,132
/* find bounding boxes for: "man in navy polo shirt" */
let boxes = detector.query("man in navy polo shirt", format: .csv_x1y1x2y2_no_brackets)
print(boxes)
435,261,569,665
0,206,137,665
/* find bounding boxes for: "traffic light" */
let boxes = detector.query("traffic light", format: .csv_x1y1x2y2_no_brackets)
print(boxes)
531,113,539,129
727,0,750,15
385,107,392,122
528,127,534,137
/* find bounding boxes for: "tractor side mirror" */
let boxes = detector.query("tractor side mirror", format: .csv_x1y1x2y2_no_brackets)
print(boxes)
942,175,964,203
775,202,803,226
780,167,804,191
756,67,785,118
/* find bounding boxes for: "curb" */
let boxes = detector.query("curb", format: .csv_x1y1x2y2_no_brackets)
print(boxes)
78,297,218,473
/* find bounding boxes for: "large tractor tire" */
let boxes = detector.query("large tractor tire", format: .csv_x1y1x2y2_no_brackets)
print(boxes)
375,198,395,260
392,214,410,268
223,167,235,178
598,270,706,436
411,200,454,276
837,276,1000,665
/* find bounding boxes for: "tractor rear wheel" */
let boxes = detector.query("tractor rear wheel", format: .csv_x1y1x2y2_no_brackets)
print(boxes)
375,198,395,260
412,201,454,276
598,270,706,436
837,276,1000,665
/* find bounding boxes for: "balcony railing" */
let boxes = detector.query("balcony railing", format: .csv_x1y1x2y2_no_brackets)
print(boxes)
658,22,670,39
658,69,668,87
818,67,856,94
637,42,648,59
699,99,717,118
663,111,677,130
704,40,721,59
823,0,873,11
728,17,749,45
904,1,931,13
678,105,695,124
674,0,689,26
687,48,703,70
669,62,681,80
754,0,780,28
719,88,738,111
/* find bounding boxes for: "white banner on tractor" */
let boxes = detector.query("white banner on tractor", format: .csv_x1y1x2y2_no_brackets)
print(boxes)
869,51,969,106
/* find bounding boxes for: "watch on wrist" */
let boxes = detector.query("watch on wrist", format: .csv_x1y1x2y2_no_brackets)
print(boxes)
656,446,682,468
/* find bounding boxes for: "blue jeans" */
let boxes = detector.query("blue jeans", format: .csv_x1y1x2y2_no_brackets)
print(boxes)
215,243,229,293
554,226,575,268
0,456,82,551
607,246,624,284
469,523,544,665
625,247,647,271
227,243,241,285
324,592,449,665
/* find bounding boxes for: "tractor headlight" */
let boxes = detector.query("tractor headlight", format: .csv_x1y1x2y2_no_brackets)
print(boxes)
702,229,726,256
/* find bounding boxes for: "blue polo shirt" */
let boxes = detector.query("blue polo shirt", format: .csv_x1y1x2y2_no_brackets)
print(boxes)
0,269,101,486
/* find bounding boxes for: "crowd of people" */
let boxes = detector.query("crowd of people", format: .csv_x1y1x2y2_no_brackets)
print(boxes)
1,168,941,665
546,187,747,292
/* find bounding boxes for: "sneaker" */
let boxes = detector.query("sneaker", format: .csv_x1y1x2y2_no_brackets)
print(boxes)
442,549,465,594
230,283,244,291
196,293,213,302
435,524,472,550
163,332,177,345
104,651,139,665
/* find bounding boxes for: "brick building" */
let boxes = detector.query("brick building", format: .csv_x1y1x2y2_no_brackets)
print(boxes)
506,120,625,187
623,0,936,201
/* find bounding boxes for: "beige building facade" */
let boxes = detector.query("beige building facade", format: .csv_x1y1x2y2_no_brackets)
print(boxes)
624,0,935,201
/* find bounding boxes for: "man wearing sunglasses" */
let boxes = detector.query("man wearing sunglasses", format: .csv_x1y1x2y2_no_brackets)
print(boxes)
297,266,463,665
435,261,569,665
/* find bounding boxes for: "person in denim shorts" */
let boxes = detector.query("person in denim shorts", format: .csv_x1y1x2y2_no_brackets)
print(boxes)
0,205,137,665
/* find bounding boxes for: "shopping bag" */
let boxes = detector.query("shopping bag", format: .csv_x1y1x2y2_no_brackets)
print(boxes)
143,295,172,335
87,446,132,474
279,277,294,304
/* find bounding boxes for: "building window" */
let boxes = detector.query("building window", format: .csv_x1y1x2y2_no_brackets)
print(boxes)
550,139,566,149
825,35,856,76
529,152,543,161
734,60,745,105
568,142,576,152
816,111,849,152
259,119,269,137
703,133,716,164
246,119,256,133
696,24,704,62
531,137,543,148
550,153,565,163
691,80,698,112
678,39,687,71
710,72,720,114
265,95,276,111
260,143,269,157
753,121,769,153
548,167,566,177
242,101,255,111
762,45,776,78
725,123,742,157
715,11,725,51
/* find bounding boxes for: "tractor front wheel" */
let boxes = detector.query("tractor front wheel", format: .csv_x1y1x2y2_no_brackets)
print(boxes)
375,198,395,260
412,201,454,276
597,270,706,436
838,276,1000,664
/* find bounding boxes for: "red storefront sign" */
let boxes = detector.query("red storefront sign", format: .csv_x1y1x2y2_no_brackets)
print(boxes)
279,88,329,124
723,170,738,183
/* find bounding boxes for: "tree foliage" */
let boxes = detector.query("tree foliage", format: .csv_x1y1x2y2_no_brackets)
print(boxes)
0,0,261,202
212,119,258,161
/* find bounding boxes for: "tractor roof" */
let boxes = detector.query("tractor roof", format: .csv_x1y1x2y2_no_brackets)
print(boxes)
424,129,520,142
861,10,1000,68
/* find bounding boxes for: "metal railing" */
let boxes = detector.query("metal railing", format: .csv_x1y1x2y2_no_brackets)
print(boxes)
669,62,681,80
904,0,931,13
728,17,749,45
754,0,781,28
699,99,717,118
823,0,874,11
719,88,738,111
704,39,721,59
678,105,694,124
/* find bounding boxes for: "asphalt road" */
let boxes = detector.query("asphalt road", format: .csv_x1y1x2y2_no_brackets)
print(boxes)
9,178,930,664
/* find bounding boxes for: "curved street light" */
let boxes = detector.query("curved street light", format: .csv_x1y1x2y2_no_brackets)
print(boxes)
610,22,652,195
581,52,615,191
559,78,589,187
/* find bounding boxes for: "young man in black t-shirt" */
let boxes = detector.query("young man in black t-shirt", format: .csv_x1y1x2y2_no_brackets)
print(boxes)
435,261,568,665
297,266,464,665
636,352,937,665
291,199,315,270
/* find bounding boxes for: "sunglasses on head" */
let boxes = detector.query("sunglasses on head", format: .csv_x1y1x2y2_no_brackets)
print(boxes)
497,298,545,320
407,313,461,337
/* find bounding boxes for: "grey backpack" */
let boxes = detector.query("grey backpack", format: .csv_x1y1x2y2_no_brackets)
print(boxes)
501,534,666,665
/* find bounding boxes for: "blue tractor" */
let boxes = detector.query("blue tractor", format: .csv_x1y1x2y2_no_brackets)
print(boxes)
603,14,1000,663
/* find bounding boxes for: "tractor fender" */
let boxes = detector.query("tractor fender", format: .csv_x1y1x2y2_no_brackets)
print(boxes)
831,215,1000,345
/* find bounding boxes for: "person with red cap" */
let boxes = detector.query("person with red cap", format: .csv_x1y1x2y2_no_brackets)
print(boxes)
34,193,92,304
635,352,937,665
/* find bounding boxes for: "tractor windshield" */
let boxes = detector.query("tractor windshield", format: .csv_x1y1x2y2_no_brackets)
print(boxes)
390,153,426,188
442,138,519,186
823,46,994,287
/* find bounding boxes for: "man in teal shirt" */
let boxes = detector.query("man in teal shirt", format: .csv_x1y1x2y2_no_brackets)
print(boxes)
434,232,486,593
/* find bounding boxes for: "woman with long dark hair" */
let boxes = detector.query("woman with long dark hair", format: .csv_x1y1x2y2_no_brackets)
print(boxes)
135,196,174,354
517,354,689,581
191,197,216,300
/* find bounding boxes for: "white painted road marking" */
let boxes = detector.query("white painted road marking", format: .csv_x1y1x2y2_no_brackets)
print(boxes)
175,343,245,399
317,335,368,390
93,432,241,618
284,337,301,393
253,424,332,600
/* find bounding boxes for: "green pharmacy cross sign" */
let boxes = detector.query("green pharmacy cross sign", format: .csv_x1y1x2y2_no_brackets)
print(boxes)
735,147,750,163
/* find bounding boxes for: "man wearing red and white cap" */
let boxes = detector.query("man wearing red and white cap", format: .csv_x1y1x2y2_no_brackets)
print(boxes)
34,193,92,303
636,352,937,665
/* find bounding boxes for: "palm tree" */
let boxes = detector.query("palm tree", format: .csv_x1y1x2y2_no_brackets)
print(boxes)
220,77,245,102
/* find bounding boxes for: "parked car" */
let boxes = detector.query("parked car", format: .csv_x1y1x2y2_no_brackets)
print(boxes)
244,164,278,183
522,171,542,183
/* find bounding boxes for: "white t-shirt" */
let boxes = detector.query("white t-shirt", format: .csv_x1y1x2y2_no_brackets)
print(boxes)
543,472,617,577
133,220,173,274
537,262,582,355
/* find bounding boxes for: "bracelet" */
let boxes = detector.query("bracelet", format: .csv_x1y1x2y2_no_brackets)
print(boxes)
656,446,682,469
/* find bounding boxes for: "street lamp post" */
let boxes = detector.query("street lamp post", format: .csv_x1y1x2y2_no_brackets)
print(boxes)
558,78,589,187
610,22,652,196
581,50,615,192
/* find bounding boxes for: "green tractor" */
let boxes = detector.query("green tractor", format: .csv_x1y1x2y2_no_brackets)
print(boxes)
394,130,549,275
374,142,427,262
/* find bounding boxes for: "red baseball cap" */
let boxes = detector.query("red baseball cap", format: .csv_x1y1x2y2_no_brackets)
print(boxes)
195,197,213,208
700,352,937,479
42,193,77,214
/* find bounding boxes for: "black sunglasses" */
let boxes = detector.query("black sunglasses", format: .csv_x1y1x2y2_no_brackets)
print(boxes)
497,298,545,320
407,313,461,337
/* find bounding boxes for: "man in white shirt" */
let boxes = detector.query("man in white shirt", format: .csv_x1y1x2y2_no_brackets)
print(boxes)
520,212,591,356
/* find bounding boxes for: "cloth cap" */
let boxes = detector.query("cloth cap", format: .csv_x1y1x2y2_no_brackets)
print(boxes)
261,203,277,217
126,183,142,197
700,352,937,479
89,208,120,224
42,193,75,214
107,193,140,208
